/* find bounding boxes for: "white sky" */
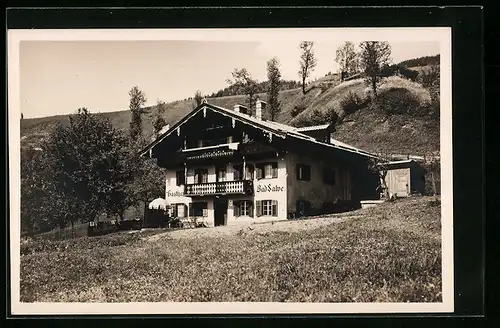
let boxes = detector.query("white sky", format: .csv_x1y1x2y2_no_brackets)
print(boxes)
19,39,439,118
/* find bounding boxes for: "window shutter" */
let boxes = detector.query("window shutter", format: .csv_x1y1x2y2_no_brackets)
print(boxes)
305,166,311,181
272,200,278,217
256,200,262,217
296,164,301,180
188,203,193,217
184,204,188,217
233,201,240,217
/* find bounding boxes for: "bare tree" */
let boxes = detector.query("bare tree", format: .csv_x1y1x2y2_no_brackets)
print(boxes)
266,57,282,121
226,68,259,113
298,41,317,93
359,41,392,98
335,41,359,81
128,86,147,141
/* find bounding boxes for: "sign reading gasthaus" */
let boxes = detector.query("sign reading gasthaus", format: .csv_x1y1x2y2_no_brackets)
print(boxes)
167,190,184,197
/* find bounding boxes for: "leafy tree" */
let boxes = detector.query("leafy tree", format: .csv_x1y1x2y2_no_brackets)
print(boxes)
359,41,392,98
20,145,53,235
226,68,260,113
298,41,317,93
266,57,282,121
43,108,132,226
128,86,147,141
335,41,359,80
127,138,167,219
416,64,440,119
193,90,204,109
152,99,168,136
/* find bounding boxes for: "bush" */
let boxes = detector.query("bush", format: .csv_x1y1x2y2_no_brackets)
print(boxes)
291,104,306,118
339,91,365,115
376,88,428,117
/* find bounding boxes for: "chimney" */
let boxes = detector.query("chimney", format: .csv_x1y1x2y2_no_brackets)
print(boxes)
256,99,266,120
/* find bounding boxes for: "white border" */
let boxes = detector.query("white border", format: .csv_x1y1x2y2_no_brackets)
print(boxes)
8,27,453,315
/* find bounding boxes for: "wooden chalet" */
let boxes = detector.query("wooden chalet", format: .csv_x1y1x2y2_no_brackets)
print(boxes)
140,100,380,227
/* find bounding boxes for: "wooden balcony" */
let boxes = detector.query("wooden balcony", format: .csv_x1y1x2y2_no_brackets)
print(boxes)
185,180,254,197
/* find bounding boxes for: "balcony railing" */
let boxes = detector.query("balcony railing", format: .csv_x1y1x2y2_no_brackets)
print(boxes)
185,180,254,196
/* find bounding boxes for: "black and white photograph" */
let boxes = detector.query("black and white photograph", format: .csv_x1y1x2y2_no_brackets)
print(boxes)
8,27,453,315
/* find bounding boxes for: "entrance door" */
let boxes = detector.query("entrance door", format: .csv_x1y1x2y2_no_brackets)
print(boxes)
214,199,228,226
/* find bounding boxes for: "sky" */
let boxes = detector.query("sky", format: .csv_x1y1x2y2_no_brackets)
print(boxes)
19,40,439,119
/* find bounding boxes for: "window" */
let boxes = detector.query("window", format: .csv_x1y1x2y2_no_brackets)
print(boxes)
297,200,311,216
234,200,253,217
323,168,336,185
297,164,311,181
256,200,278,217
172,203,187,218
233,165,243,181
245,164,255,180
256,162,278,179
190,202,208,217
216,166,227,182
194,169,208,184
176,170,185,186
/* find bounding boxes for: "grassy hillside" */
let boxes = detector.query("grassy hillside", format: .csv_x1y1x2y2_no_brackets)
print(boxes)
20,196,441,302
20,70,439,154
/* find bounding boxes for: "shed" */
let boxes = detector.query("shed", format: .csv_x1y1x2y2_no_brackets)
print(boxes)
381,160,427,198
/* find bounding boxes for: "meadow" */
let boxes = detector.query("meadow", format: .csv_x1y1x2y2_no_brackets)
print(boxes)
20,196,442,303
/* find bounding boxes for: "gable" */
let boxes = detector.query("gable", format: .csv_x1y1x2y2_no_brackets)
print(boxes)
142,104,287,159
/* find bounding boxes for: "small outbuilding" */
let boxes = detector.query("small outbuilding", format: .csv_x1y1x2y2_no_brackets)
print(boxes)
381,160,427,198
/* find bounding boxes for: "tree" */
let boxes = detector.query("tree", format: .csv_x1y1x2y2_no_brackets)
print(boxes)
127,138,167,220
368,155,391,200
152,99,168,136
298,41,317,93
128,86,147,141
193,90,204,109
20,145,53,235
266,57,282,121
226,68,259,113
43,108,133,226
359,41,392,98
335,41,359,80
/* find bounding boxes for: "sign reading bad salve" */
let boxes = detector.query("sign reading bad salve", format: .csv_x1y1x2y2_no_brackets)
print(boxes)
256,184,284,192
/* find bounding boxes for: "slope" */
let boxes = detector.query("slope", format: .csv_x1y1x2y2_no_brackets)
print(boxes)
20,72,439,155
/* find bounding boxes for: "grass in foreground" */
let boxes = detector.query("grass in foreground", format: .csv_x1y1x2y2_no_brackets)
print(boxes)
20,197,442,303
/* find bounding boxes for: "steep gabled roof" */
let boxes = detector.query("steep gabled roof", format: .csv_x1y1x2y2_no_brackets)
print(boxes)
140,102,377,159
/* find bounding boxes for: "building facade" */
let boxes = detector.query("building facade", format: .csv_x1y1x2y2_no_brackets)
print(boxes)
140,100,380,227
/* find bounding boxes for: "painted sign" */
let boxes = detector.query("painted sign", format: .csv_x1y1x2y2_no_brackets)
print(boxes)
167,190,184,197
256,184,284,192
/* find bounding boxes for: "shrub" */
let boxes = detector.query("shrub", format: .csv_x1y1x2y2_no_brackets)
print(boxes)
376,88,428,117
291,104,307,118
339,91,365,115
